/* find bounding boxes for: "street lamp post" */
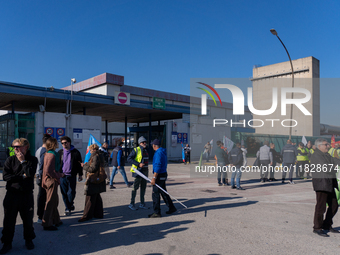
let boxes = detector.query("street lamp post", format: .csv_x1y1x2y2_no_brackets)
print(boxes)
70,78,76,115
270,28,294,140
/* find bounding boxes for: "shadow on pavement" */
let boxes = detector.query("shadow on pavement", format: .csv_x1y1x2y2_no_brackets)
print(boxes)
176,196,258,216
0,203,195,255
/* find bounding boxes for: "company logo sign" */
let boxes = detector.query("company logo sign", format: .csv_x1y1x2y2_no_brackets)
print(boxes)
197,82,312,128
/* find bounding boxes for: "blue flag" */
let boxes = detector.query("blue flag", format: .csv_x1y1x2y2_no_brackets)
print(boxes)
84,134,102,163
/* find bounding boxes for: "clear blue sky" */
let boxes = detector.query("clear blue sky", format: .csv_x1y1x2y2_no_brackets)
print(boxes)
1,0,339,124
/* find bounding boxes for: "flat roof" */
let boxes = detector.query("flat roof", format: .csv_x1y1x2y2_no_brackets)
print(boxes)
0,80,187,123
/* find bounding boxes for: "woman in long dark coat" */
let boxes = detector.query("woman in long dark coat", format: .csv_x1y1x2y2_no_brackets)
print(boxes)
79,144,106,222
42,137,64,230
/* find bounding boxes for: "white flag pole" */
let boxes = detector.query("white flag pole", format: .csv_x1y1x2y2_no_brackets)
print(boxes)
133,168,187,208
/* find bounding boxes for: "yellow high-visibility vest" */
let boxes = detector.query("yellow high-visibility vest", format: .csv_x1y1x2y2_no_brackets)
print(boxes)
329,148,337,157
130,147,142,173
297,148,308,161
8,147,15,157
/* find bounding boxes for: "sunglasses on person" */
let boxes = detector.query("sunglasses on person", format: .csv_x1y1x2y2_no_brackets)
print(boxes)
13,146,23,149
61,142,69,145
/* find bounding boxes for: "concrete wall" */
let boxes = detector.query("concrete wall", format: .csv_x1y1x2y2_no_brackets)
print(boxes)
165,119,190,161
252,56,320,136
35,112,102,160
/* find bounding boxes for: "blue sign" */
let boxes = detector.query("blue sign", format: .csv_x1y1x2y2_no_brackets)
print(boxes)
73,128,83,140
45,127,55,137
183,133,188,143
177,133,183,143
56,128,65,142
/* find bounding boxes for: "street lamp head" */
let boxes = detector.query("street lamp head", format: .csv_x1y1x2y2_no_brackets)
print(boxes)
71,78,76,83
270,29,278,36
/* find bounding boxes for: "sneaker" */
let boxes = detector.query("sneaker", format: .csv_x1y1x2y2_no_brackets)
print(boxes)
70,205,75,211
272,178,278,181
64,209,71,216
25,240,34,250
236,187,245,190
110,185,116,189
166,208,177,214
37,218,42,224
231,185,236,189
218,183,222,186
0,243,12,254
127,183,132,188
289,181,295,185
223,183,229,186
43,226,58,231
260,179,264,183
139,204,148,209
128,204,137,211
148,213,161,218
282,179,285,183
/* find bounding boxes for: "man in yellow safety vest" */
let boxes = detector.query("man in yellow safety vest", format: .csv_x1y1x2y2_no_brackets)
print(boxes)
127,136,149,211
297,142,309,179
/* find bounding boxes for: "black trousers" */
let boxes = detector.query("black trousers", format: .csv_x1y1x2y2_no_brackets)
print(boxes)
313,190,338,230
1,191,36,244
185,154,190,163
37,184,47,220
297,160,310,178
152,173,176,214
82,194,103,220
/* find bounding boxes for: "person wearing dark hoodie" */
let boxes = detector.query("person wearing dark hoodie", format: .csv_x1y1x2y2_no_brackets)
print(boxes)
58,136,83,216
148,139,176,218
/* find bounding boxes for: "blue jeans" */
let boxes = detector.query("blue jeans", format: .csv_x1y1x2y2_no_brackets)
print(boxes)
60,175,77,211
231,167,242,188
110,166,129,186
282,163,294,181
205,152,210,162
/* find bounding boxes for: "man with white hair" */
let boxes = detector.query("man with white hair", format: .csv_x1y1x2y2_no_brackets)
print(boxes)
310,138,340,237
257,141,273,183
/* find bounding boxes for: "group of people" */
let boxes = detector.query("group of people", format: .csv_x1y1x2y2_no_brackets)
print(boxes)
0,135,177,254
257,139,317,184
214,141,246,190
212,137,340,238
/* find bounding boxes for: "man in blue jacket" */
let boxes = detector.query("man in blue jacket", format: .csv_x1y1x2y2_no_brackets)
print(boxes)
148,139,177,218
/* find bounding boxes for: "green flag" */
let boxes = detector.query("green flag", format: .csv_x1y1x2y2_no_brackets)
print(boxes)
198,152,203,168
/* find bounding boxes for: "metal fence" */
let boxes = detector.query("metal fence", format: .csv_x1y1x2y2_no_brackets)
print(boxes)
231,131,331,157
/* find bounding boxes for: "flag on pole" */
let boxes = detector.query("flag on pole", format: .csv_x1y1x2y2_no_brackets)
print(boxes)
84,134,102,163
181,142,185,162
198,152,203,168
223,136,234,152
301,136,307,146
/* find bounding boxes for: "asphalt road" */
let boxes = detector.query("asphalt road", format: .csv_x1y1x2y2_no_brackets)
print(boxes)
0,159,339,255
